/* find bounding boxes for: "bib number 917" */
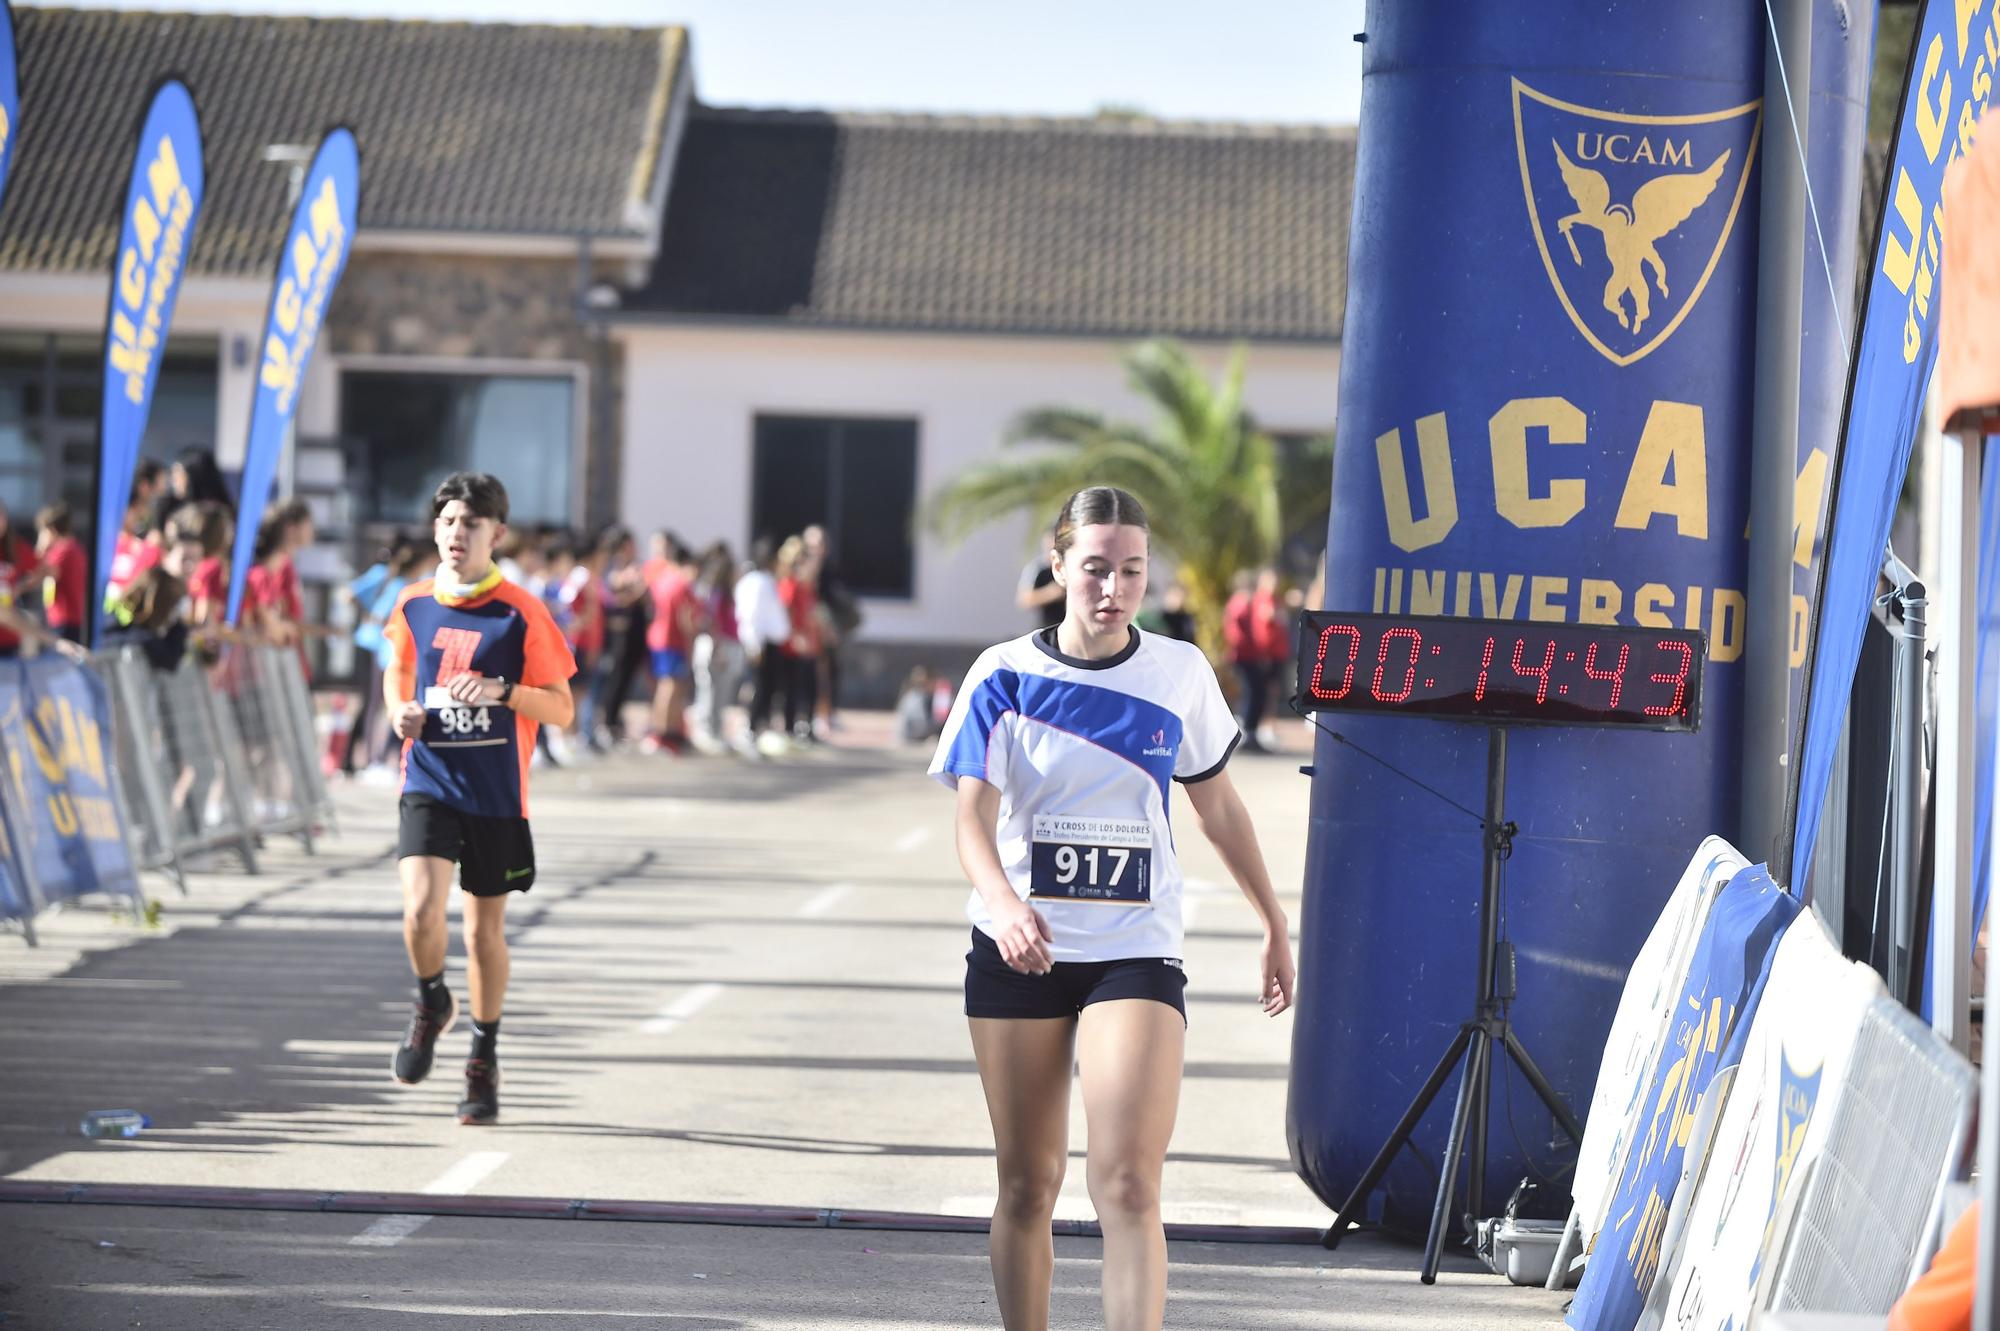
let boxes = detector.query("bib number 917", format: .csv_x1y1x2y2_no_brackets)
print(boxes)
1029,815,1152,904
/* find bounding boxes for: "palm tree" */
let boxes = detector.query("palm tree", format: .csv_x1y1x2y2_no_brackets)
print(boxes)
928,338,1329,669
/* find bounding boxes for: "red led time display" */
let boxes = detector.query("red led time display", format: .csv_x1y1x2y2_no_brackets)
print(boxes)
1295,611,1704,732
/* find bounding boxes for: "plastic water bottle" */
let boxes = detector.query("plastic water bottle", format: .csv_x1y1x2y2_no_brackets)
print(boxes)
78,1110,149,1139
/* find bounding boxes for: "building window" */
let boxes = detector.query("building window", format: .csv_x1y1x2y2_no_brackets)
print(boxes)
0,333,216,521
340,368,576,527
750,414,918,600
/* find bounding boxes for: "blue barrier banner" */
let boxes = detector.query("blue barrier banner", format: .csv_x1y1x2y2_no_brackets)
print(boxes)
1792,2,2000,883
0,764,30,923
0,1,18,218
92,78,204,648
0,657,141,908
1565,864,1798,1331
1944,439,2000,1014
226,127,358,626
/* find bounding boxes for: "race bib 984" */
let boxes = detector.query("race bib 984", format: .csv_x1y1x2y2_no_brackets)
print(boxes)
1029,815,1153,905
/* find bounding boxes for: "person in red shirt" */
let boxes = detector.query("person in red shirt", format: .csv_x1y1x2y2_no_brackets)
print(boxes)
0,499,40,657
107,498,164,601
244,501,309,640
243,499,326,678
776,536,822,744
1224,568,1288,752
562,539,609,748
184,504,232,634
35,503,87,645
644,542,702,752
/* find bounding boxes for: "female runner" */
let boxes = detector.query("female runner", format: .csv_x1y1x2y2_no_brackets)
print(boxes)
931,485,1296,1331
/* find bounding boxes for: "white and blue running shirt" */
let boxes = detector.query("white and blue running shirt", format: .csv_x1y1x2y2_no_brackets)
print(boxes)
928,626,1242,963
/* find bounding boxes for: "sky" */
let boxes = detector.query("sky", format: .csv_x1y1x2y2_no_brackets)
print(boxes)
59,0,1368,124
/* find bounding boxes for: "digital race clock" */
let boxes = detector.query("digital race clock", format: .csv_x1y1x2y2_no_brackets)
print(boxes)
1294,611,1705,732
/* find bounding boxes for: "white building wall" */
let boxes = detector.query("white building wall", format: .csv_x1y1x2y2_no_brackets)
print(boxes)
615,324,1339,648
0,270,276,465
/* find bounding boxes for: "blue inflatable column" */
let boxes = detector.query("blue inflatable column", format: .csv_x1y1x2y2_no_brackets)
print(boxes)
1288,2,1868,1232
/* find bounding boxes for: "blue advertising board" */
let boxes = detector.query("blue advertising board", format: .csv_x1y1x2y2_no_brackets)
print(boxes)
1793,0,2000,884
0,656,141,908
226,127,359,626
0,0,18,220
1564,865,1798,1331
92,78,203,646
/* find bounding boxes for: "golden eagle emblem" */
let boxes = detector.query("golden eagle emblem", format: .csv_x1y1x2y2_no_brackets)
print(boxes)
1513,79,1761,367
1552,144,1729,335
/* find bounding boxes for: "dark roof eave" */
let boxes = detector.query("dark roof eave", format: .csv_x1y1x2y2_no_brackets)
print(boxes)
597,309,1342,347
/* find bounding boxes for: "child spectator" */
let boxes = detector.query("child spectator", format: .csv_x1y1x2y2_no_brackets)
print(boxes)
244,500,311,648
107,513,203,672
107,490,163,600
645,541,703,754
776,536,822,744
0,498,40,659
345,534,425,777
689,542,743,754
565,537,610,748
734,538,792,759
184,504,232,634
34,502,87,645
896,666,938,745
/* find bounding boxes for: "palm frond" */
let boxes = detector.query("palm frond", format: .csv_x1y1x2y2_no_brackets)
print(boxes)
1005,407,1121,449
925,453,1093,546
1122,339,1214,452
1276,431,1336,547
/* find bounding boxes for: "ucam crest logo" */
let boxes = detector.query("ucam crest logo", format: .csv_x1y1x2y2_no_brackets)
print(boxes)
1746,1049,1823,1287
1512,79,1762,367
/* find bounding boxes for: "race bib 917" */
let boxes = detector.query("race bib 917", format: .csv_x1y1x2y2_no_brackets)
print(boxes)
1029,815,1153,904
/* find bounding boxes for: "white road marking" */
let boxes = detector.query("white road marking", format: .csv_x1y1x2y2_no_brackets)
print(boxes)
350,1150,510,1247
640,981,726,1034
348,1214,429,1247
941,1193,1100,1224
894,826,932,853
795,883,854,918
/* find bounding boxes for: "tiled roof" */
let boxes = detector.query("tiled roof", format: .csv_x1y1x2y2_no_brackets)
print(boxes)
0,7,684,274
621,108,1354,342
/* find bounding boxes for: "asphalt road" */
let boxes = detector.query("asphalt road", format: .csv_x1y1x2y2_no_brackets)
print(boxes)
0,714,1569,1329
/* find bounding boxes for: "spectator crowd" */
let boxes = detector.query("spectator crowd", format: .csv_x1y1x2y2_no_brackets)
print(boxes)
339,519,864,775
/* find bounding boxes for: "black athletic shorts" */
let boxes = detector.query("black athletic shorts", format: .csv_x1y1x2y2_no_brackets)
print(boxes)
397,793,536,897
964,928,1186,1024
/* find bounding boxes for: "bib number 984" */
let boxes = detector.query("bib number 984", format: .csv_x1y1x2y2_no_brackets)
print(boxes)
1029,815,1152,904
438,705,493,735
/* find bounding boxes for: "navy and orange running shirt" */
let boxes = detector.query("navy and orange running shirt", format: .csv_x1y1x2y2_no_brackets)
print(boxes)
384,575,577,820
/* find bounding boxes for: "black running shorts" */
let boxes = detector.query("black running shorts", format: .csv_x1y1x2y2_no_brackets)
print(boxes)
964,928,1186,1024
397,793,536,897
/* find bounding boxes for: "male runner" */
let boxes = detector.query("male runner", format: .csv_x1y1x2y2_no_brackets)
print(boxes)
384,472,576,1124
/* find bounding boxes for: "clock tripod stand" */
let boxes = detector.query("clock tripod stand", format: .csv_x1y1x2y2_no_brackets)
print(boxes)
1319,724,1585,1284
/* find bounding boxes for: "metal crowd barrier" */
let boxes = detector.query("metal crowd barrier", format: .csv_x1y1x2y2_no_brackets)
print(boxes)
97,642,334,892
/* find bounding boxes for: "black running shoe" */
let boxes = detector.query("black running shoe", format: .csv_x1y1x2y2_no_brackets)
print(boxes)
392,993,457,1085
458,1058,500,1125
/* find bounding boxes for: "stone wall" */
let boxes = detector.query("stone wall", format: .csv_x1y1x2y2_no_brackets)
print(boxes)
325,253,626,528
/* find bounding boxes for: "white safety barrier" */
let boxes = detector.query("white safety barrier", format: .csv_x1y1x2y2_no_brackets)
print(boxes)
95,642,333,899
1760,998,1975,1320
1552,836,1749,1289
100,647,261,888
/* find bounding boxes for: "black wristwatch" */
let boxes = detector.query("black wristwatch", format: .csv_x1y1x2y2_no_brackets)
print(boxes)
496,677,515,706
